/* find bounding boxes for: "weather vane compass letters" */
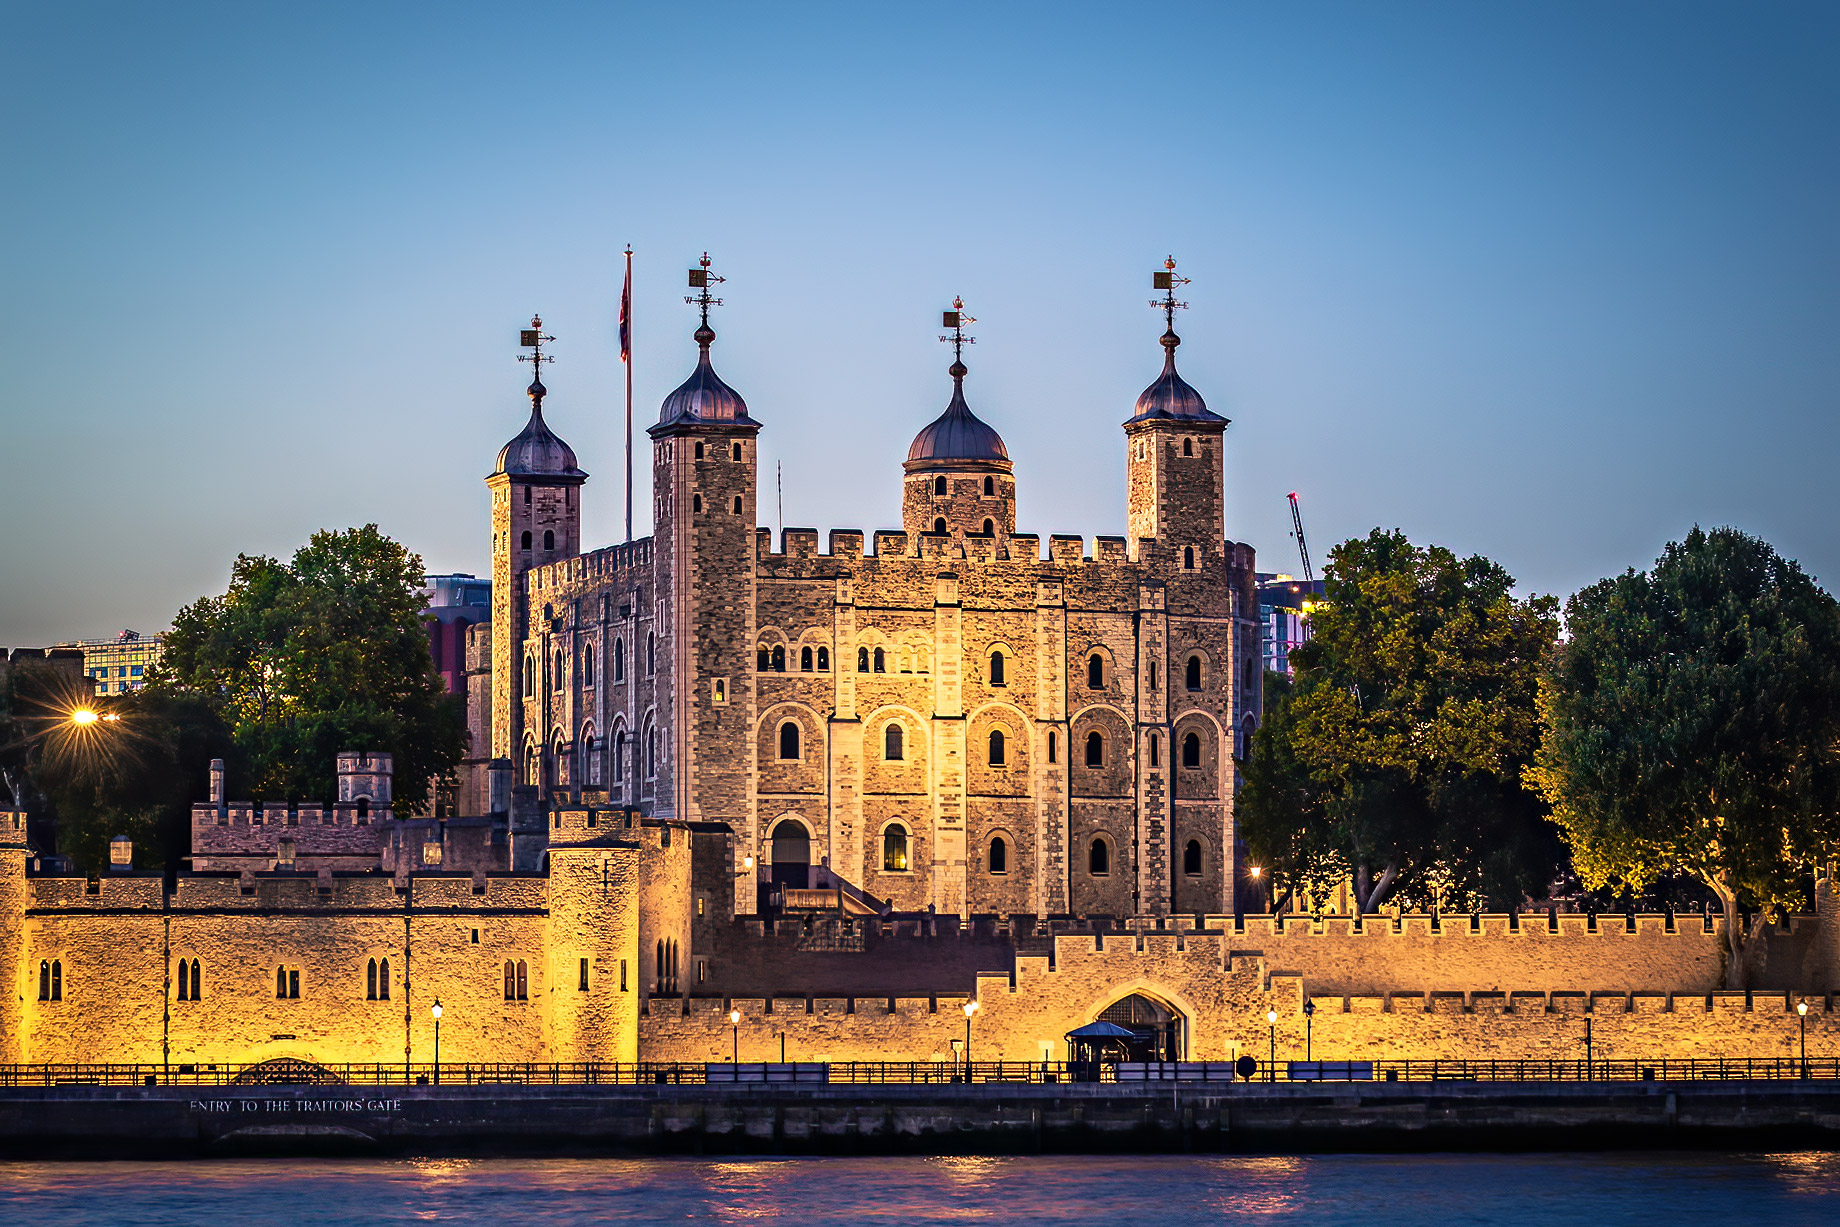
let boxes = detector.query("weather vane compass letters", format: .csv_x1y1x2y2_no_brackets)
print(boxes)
1151,256,1190,331
939,295,976,366
685,252,726,327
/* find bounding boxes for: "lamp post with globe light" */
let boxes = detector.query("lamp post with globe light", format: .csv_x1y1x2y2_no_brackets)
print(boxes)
963,1000,980,1083
1303,998,1315,1063
431,999,442,1085
1798,999,1810,1077
1267,1009,1278,1082
730,1009,741,1063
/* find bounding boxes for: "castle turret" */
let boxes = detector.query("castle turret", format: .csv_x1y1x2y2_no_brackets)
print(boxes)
0,810,28,1063
647,256,761,902
902,299,1016,543
487,317,587,808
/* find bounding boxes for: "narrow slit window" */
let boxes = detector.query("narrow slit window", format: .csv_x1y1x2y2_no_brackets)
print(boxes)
989,650,1005,686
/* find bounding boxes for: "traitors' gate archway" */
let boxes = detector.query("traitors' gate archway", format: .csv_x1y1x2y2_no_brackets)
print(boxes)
1097,993,1186,1062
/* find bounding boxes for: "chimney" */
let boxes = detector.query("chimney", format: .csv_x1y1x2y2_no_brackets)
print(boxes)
208,759,226,806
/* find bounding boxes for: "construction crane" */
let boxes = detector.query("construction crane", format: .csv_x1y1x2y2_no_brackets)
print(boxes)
1287,491,1315,583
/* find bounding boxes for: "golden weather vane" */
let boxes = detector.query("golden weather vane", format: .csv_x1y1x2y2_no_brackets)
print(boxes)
1151,256,1191,332
685,252,726,328
517,314,556,369
939,295,977,366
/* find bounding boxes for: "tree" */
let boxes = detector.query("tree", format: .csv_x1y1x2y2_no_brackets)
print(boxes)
1237,672,1346,913
1239,529,1562,913
151,525,462,811
1531,527,1840,988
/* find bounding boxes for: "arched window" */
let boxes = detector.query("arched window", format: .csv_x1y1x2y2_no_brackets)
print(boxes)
1148,733,1160,767
884,723,904,761
1086,730,1104,766
1183,437,1194,457
873,647,886,673
758,645,770,671
988,728,1006,767
583,651,595,688
770,644,785,672
645,726,656,778
934,475,947,495
1089,838,1109,875
733,441,743,461
982,518,994,535
503,959,529,1000
51,959,62,1000
817,647,829,671
801,646,813,672
544,529,555,551
1186,655,1202,690
734,495,743,515
934,517,947,535
356,797,370,820
614,638,625,681
1184,840,1203,875
523,657,534,698
858,647,870,672
516,959,529,1000
276,967,298,998
1183,732,1201,768
520,530,532,550
615,730,627,785
1087,654,1104,689
694,441,705,459
654,942,663,992
367,958,379,1001
693,493,703,513
187,958,201,1001
647,633,655,675
553,649,565,689
989,650,1005,686
1183,546,1195,570
1150,660,1159,688
778,721,800,760
989,836,1008,874
1047,730,1058,763
379,957,390,999
524,743,541,786
277,967,287,998
983,475,995,496
177,960,188,1001
882,824,909,872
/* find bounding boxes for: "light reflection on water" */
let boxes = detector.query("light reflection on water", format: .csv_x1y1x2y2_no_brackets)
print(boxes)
2,1153,1839,1226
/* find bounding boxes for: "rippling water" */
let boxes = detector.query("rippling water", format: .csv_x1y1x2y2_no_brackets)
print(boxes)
4,1153,1840,1225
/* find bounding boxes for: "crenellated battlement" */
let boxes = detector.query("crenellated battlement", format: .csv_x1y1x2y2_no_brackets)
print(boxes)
523,539,653,595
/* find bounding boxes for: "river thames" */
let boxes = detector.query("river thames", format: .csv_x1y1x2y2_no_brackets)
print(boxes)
3,1152,1839,1224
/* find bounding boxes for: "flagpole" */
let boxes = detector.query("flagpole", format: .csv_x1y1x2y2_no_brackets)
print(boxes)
624,245,634,544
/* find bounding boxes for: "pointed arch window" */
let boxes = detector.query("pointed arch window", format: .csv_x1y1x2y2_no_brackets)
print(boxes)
1087,653,1105,690
882,824,909,872
989,650,1005,686
778,721,801,760
801,646,813,672
989,835,1008,874
553,649,565,689
615,730,627,786
884,723,904,761
1089,838,1110,876
1184,840,1203,876
645,726,656,778
1183,731,1201,768
1086,730,1104,767
988,728,1006,767
1186,655,1202,690
583,651,595,688
523,657,535,698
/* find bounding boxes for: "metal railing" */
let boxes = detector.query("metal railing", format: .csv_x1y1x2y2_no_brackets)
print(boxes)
0,1057,1834,1089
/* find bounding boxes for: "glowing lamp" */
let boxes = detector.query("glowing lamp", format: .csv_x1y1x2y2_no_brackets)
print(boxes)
730,1009,741,1025
431,1000,442,1021
1798,1001,1810,1017
1249,866,1262,879
70,709,99,727
1266,1010,1278,1025
963,1000,979,1019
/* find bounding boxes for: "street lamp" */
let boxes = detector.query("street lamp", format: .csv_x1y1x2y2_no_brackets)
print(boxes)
730,1009,741,1063
431,999,443,1085
1249,865,1264,913
1303,998,1315,1063
963,1000,980,1083
70,708,99,727
1797,999,1810,1078
1267,1009,1278,1083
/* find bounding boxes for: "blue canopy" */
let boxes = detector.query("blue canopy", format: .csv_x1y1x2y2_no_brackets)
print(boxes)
1064,1020,1136,1040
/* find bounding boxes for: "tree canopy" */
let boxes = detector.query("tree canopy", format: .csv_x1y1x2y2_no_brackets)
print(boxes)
151,525,462,812
1238,529,1562,913
1530,526,1840,987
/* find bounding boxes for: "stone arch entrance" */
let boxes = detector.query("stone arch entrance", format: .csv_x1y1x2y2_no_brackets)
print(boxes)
1097,992,1186,1062
769,818,811,888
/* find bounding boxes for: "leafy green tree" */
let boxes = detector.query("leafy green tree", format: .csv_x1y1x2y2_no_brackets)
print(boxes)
1531,527,1840,988
1237,672,1346,912
151,525,462,811
1240,529,1562,913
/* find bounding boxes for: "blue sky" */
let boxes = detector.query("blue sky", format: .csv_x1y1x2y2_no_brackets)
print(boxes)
2,1,1835,643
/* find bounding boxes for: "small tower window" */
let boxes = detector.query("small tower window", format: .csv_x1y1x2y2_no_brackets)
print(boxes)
693,494,703,513
778,721,800,760
934,518,947,535
1184,546,1196,570
647,632,655,675
523,657,534,698
734,495,743,515
884,723,904,761
873,647,886,673
989,836,1007,874
771,645,786,672
520,531,532,551
988,728,1006,767
524,486,532,505
1187,655,1202,690
544,529,555,551
1184,840,1203,875
817,647,829,671
1086,730,1104,766
1183,732,1202,768
858,647,870,672
982,518,994,535
503,959,529,1001
1089,838,1109,876
614,639,625,681
1087,654,1105,690
983,475,995,496
554,649,565,689
934,475,947,496
583,652,595,688
1047,730,1058,763
801,646,813,672
989,650,1005,686
1183,438,1194,457
694,441,705,459
883,824,909,872
276,967,300,999
1148,733,1160,768
732,441,742,461
646,726,656,777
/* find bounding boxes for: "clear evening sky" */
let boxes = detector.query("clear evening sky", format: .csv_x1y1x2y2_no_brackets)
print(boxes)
2,2,1834,645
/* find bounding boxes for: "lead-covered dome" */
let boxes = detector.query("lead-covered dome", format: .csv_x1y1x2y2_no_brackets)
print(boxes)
904,361,1012,472
1125,331,1228,426
656,325,757,429
494,379,587,476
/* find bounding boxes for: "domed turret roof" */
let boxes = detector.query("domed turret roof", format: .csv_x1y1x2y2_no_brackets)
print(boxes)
656,325,757,430
1125,331,1228,427
904,361,1012,471
494,379,587,477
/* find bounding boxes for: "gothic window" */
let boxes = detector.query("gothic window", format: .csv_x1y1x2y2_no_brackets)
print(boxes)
1184,840,1203,876
989,835,1007,874
817,647,829,671
186,958,201,1001
1186,655,1202,690
525,743,541,786
367,958,380,1000
583,651,595,688
982,518,994,535
988,728,1006,767
882,824,909,872
520,530,532,551
647,633,655,675
1183,732,1202,768
801,646,813,672
778,721,800,760
989,650,1005,686
1047,730,1058,763
734,495,743,515
934,475,947,496
504,959,528,1001
858,647,870,672
583,725,600,783
884,723,904,761
983,475,994,496
1184,546,1195,570
1086,730,1104,767
614,638,625,681
934,518,947,535
645,726,656,778
1089,838,1110,876
1148,733,1160,768
1183,438,1194,457
771,645,786,672
1087,653,1105,690
615,731,626,785
732,441,742,461
553,649,565,689
693,493,703,514
523,656,533,697
873,647,886,673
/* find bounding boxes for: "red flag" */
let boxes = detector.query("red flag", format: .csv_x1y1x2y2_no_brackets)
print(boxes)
619,264,631,364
